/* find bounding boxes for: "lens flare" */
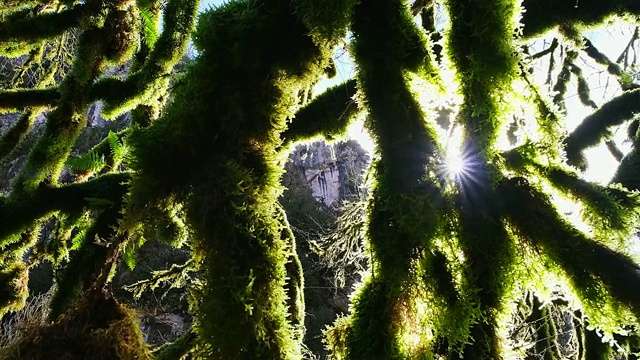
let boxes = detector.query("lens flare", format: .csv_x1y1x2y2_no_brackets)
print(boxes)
445,151,467,179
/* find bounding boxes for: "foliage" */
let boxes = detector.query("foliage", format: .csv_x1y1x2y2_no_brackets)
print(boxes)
0,0,640,359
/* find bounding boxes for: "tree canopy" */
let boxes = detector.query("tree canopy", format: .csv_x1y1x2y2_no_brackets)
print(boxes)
0,0,640,359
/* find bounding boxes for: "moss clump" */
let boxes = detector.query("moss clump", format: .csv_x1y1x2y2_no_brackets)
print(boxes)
0,294,151,360
0,263,28,318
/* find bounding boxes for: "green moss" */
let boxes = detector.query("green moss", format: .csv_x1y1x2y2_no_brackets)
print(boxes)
500,177,640,320
91,0,198,119
0,88,59,113
152,331,197,360
565,88,640,169
282,79,358,145
521,0,640,38
0,4,87,43
0,294,151,360
539,164,640,241
613,138,640,191
0,109,40,160
447,0,519,156
49,205,121,319
122,0,353,357
0,262,28,318
102,6,139,65
455,184,516,358
11,24,108,193
278,205,305,342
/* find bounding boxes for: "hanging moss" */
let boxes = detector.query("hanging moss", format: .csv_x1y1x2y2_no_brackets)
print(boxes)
277,205,305,342
565,88,640,169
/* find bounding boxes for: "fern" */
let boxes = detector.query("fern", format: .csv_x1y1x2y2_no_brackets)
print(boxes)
139,7,159,48
66,151,106,173
69,228,87,251
106,130,127,168
122,234,146,270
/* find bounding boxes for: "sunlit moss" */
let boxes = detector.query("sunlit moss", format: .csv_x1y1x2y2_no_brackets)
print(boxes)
123,0,354,357
500,177,640,337
0,262,28,318
0,294,151,359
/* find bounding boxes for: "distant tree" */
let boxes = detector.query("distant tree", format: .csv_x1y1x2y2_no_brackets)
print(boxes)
0,0,640,359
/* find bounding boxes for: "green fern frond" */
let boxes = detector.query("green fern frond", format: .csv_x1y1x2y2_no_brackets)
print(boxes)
107,131,122,157
122,234,146,270
66,151,106,173
139,7,159,47
70,228,87,251
107,130,128,168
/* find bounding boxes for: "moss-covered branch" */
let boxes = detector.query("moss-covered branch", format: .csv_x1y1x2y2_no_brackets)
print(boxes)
152,331,197,360
123,0,353,357
0,4,88,43
282,79,358,145
612,137,640,191
90,0,198,119
537,164,640,240
0,173,130,244
583,37,639,90
565,88,640,169
329,0,448,357
521,0,640,38
501,177,640,317
0,108,41,160
0,88,59,113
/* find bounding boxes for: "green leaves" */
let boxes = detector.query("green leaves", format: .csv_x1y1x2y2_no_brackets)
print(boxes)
66,151,106,173
65,131,127,177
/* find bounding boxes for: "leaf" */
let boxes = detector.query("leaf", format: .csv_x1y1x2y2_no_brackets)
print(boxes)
66,151,106,173
139,7,159,48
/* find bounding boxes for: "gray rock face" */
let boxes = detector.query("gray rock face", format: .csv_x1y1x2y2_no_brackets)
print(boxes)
289,140,369,206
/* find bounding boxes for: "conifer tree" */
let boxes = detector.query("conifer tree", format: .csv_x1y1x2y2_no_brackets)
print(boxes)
0,0,639,359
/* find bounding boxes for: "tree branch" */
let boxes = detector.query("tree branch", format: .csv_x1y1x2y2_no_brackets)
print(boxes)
0,4,87,43
521,0,640,38
90,0,198,119
565,88,640,169
282,79,358,146
501,177,640,317
0,172,131,243
0,88,59,113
